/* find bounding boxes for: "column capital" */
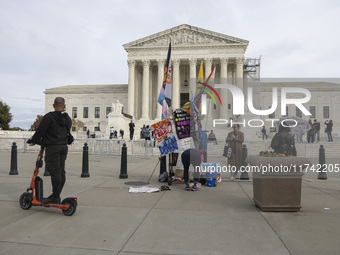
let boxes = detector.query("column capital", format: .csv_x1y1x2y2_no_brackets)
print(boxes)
127,59,136,67
204,58,213,65
236,57,244,65
220,57,229,65
189,58,197,66
156,59,166,67
142,59,151,67
172,58,181,66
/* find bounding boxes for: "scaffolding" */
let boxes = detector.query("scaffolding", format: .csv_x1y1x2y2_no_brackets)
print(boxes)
243,57,261,109
244,56,261,82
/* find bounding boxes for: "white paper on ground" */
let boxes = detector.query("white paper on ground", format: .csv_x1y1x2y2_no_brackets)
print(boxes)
129,186,160,193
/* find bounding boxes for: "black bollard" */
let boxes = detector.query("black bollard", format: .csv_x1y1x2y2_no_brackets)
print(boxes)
119,143,128,179
81,143,90,178
240,144,249,180
318,145,327,180
160,155,167,175
9,142,18,175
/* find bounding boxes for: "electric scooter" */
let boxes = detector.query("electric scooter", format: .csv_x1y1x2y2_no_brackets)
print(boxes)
19,144,77,216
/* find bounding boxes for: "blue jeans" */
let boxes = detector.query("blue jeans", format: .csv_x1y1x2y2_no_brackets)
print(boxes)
307,132,314,143
314,130,320,142
295,134,302,143
327,130,333,141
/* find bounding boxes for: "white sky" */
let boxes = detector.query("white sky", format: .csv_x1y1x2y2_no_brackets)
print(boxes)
1,0,339,129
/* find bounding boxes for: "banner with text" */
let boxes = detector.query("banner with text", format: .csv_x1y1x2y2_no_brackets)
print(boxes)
151,118,179,156
173,109,191,140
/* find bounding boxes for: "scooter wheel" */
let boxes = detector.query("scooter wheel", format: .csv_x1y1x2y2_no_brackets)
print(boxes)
19,192,32,210
62,202,77,216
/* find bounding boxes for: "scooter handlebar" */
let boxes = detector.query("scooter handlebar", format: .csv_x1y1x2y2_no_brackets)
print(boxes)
27,138,43,146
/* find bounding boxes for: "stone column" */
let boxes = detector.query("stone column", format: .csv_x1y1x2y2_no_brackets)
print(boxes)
141,59,150,120
151,66,158,119
156,59,165,119
204,58,212,80
189,58,197,97
172,58,180,110
236,57,244,92
219,57,229,119
127,60,136,117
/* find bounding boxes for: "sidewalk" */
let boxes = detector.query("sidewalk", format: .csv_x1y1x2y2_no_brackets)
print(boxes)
0,151,339,255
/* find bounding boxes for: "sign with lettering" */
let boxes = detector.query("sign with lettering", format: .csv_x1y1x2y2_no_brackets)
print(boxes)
151,118,179,156
173,109,191,140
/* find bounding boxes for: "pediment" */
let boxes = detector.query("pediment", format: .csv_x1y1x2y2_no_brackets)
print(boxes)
123,24,248,50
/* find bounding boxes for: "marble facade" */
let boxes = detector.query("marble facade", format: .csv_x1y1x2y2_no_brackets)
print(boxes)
123,24,249,121
43,24,340,138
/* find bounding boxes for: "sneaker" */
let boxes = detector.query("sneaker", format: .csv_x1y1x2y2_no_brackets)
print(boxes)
185,186,191,191
191,186,199,191
42,194,61,204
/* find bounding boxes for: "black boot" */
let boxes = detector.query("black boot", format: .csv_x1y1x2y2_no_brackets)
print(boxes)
42,194,61,204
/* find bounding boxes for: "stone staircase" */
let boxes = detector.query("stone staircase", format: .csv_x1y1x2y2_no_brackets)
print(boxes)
206,139,339,159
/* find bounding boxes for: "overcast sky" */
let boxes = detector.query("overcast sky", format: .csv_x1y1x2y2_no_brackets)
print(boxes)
1,0,340,130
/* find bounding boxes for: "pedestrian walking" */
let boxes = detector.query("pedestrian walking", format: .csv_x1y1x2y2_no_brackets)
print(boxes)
325,120,333,142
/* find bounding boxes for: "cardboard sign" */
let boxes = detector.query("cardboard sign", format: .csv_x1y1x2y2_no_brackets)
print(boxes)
151,118,179,156
173,109,191,140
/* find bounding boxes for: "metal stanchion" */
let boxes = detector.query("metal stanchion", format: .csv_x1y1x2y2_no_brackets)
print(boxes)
318,145,327,180
9,142,18,175
240,144,249,180
119,143,128,179
81,143,90,178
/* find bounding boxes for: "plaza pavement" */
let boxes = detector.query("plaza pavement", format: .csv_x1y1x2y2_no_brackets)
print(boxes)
0,149,339,255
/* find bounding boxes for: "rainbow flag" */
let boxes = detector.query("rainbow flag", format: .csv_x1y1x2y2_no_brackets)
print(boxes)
196,65,222,106
181,63,221,115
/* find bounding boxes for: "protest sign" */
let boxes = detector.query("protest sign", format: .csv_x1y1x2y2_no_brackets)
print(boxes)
173,109,191,140
151,118,179,156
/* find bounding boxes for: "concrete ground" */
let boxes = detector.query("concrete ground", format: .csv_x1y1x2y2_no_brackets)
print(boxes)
0,150,339,255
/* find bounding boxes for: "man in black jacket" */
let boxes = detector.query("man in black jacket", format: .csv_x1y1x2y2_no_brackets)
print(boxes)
271,124,296,156
129,120,135,140
28,97,72,204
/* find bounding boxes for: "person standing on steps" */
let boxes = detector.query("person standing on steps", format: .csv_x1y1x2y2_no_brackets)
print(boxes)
129,120,135,140
312,119,320,143
261,126,268,140
325,120,333,142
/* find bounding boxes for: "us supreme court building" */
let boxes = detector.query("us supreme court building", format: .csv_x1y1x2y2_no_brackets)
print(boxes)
44,24,340,137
